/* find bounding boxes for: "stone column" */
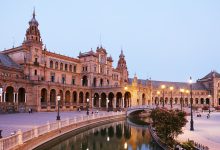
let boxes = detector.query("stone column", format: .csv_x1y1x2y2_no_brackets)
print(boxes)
16,93,18,104
122,97,124,108
25,93,27,103
99,98,101,108
4,92,6,102
0,93,2,102
13,92,16,103
92,98,94,108
106,98,108,109
114,98,116,108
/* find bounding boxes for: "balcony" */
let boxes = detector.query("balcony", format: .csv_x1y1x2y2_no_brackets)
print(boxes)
34,62,39,66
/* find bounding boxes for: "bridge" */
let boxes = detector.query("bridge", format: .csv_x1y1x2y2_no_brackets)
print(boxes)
126,105,155,116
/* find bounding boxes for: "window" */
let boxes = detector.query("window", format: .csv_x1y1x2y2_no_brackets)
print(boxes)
34,70,37,75
69,65,72,72
55,62,58,69
60,63,63,70
61,74,66,84
74,65,77,73
50,72,55,82
94,66,96,72
65,64,68,71
72,78,75,85
50,61,53,68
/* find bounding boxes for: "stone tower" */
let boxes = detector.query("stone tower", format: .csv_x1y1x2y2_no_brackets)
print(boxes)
117,50,129,84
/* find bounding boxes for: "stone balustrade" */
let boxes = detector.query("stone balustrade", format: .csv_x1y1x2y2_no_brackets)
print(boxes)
0,111,125,150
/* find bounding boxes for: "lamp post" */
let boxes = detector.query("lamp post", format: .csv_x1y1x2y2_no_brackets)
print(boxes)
189,77,194,131
180,88,185,111
87,98,89,115
161,85,166,108
56,95,61,120
208,94,211,114
107,98,110,112
156,91,160,107
170,86,174,109
185,90,190,107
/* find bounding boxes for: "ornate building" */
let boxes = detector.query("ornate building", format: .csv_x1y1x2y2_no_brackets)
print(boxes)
0,11,219,112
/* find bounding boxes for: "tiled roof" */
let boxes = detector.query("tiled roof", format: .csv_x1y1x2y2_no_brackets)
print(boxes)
199,71,220,80
128,78,207,90
150,80,207,90
0,53,22,70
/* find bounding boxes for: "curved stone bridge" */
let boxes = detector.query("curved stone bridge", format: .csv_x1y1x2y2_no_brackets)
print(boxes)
126,105,155,116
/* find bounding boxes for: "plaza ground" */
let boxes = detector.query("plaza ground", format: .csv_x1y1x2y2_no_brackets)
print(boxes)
177,112,220,150
0,110,106,137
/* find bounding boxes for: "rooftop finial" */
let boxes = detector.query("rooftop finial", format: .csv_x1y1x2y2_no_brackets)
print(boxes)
33,7,36,18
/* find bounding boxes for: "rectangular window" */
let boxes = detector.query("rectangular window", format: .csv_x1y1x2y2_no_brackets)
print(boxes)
62,74,66,84
74,65,77,73
72,78,75,85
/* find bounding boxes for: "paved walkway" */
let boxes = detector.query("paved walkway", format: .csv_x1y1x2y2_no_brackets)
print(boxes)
177,112,220,150
0,111,106,138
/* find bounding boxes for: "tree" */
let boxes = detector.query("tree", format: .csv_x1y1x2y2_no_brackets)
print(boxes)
150,108,187,146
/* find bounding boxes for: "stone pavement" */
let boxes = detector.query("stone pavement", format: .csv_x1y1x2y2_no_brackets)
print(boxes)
177,112,220,150
0,110,105,138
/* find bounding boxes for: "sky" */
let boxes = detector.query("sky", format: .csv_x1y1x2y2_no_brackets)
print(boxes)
0,0,220,82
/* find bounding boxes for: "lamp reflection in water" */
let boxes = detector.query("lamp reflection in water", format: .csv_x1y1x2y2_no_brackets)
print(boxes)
124,142,128,149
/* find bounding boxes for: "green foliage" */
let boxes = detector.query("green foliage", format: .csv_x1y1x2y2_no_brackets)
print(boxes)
150,108,188,146
181,141,196,150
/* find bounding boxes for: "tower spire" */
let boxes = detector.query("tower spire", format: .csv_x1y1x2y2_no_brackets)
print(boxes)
33,7,36,19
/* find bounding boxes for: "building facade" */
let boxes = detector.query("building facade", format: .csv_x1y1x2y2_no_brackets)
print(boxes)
0,11,219,112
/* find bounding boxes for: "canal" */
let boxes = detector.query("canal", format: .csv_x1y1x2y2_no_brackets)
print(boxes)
35,113,161,150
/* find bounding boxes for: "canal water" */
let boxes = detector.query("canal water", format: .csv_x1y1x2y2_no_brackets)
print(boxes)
36,116,161,150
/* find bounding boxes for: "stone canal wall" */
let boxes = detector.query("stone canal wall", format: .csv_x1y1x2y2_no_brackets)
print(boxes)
0,112,126,150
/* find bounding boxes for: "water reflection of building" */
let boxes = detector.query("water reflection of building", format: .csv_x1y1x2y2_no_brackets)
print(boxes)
1,10,220,112
47,121,156,150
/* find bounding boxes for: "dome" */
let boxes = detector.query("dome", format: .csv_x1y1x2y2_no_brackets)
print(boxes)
29,9,39,26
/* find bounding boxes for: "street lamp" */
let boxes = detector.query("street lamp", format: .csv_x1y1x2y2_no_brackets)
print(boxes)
169,86,174,109
161,85,166,108
208,94,211,114
180,88,185,111
107,98,110,112
87,98,89,115
156,91,160,107
189,77,194,131
56,95,61,120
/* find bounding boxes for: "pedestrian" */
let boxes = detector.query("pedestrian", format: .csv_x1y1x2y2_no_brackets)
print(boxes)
30,108,32,113
28,108,31,114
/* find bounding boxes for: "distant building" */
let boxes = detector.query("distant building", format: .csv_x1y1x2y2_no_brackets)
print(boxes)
0,11,219,112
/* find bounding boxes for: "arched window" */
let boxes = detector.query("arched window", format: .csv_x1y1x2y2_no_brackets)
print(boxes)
60,63,63,70
50,60,53,69
65,64,68,71
69,65,72,72
55,62,58,69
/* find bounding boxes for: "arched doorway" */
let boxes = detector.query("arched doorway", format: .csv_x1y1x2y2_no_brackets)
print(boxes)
59,90,64,107
108,92,114,110
50,89,56,108
116,92,122,108
206,98,210,105
93,93,99,107
124,92,131,107
85,92,90,103
101,93,107,108
65,90,71,106
142,93,146,105
72,91,77,103
201,98,204,105
82,76,88,86
41,88,47,108
6,86,14,103
18,88,25,103
79,92,84,103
